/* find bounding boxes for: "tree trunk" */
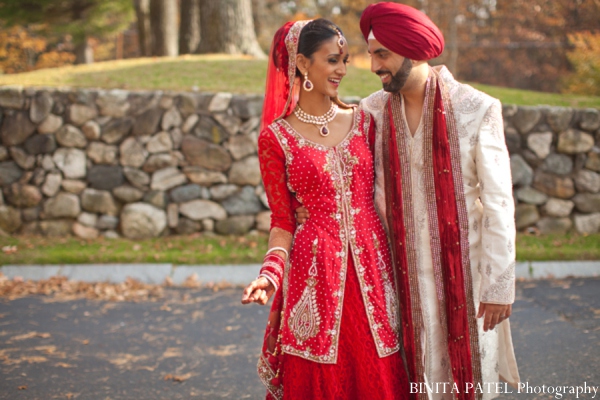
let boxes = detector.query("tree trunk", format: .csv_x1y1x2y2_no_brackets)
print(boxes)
134,0,152,57
71,1,94,65
251,0,266,39
75,39,94,64
447,0,460,74
179,0,201,54
198,0,266,59
150,0,178,57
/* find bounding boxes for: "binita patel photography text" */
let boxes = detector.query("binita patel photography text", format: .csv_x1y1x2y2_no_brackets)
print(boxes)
410,382,599,398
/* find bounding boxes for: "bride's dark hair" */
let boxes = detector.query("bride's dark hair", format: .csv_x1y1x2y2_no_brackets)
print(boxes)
297,18,350,109
296,18,344,76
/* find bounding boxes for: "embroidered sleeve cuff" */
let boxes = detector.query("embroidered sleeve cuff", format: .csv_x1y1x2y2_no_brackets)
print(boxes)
480,276,515,304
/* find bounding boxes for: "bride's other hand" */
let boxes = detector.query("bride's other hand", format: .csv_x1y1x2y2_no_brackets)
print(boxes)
295,206,310,224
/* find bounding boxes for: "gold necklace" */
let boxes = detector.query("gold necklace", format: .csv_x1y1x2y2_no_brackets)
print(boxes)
293,102,338,137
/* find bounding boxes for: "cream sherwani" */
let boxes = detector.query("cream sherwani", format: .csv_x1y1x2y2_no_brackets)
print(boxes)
361,66,519,400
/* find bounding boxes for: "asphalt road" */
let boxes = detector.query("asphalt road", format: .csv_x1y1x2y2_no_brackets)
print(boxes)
1,278,598,400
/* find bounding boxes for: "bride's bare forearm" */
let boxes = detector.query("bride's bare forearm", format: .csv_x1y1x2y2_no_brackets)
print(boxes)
267,227,293,260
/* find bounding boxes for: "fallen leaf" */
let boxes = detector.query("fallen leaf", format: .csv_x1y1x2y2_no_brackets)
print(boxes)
164,373,192,382
34,345,57,354
137,365,157,372
191,310,205,321
183,274,201,288
18,385,27,390
207,344,237,356
107,353,147,366
21,356,48,363
162,348,182,358
56,362,75,368
8,332,51,342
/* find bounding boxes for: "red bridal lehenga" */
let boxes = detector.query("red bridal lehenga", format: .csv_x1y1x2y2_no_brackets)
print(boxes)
257,107,410,400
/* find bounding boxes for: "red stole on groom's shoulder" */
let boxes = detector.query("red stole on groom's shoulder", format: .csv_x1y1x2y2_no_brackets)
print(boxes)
382,69,482,400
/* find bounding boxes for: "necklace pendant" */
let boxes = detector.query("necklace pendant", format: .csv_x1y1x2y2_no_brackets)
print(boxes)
320,125,330,137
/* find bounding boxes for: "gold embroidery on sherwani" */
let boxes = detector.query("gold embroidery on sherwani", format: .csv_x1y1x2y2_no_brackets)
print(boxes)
385,95,427,395
289,238,321,343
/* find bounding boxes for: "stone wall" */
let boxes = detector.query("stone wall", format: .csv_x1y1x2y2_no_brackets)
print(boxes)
503,105,600,234
0,86,599,239
0,87,269,239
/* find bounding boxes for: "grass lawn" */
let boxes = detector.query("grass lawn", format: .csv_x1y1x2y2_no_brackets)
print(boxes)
515,233,600,262
0,234,269,266
1,54,599,108
0,233,598,266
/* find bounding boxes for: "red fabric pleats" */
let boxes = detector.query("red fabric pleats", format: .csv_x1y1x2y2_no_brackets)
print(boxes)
280,256,409,400
430,83,474,400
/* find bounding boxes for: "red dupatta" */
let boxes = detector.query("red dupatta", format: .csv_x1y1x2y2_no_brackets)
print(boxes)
383,70,481,400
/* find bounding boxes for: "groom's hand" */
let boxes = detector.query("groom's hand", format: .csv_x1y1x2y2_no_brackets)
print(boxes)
477,303,512,332
295,206,309,224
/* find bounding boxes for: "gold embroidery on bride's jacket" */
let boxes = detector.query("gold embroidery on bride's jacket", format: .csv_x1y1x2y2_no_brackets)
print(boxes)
374,233,400,332
289,238,322,343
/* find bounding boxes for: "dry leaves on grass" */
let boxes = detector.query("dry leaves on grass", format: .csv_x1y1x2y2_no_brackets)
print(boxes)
0,274,164,302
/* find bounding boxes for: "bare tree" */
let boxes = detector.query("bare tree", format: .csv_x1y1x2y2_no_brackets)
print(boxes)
179,0,201,54
150,0,178,57
134,0,152,57
198,0,266,58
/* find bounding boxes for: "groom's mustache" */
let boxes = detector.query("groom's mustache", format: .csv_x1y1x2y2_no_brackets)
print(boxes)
375,70,391,76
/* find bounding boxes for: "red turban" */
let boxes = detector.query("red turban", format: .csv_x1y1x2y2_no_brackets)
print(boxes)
360,2,444,61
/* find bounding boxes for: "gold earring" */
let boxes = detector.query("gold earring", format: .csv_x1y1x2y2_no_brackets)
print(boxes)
302,71,313,92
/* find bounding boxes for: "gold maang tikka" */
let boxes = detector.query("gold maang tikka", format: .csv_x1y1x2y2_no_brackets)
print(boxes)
336,29,345,53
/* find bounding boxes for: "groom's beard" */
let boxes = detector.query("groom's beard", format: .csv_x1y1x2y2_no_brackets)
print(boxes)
377,58,412,93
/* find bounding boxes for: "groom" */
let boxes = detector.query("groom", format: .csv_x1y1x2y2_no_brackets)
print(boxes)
298,3,519,399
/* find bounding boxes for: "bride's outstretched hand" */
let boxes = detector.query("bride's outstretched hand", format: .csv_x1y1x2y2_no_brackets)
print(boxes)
241,277,275,305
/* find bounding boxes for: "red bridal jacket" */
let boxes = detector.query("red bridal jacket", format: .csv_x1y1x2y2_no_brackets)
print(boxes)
258,108,401,363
